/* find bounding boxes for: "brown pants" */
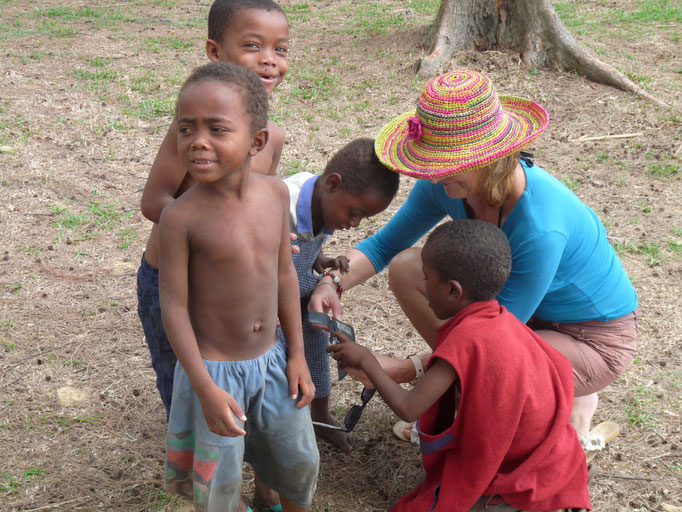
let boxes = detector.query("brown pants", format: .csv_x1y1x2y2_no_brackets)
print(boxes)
528,311,638,396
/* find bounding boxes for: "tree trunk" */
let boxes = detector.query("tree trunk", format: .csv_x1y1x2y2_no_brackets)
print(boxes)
418,0,667,107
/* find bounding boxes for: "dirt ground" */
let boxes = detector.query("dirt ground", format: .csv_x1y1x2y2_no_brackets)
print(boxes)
0,0,680,510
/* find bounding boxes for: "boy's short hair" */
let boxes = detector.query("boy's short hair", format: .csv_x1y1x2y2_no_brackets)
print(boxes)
423,219,511,302
208,0,286,43
178,62,268,133
323,138,400,202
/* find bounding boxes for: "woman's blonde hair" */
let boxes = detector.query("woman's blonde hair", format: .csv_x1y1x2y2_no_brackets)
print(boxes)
478,151,520,208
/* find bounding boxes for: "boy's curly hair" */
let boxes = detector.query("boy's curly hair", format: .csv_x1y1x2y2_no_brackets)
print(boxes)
423,219,511,302
177,62,268,133
323,138,400,202
208,0,286,43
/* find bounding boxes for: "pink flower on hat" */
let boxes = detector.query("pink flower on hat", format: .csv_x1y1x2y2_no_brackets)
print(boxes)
407,116,422,141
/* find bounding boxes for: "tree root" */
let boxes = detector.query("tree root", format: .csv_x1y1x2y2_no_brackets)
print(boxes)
417,0,670,109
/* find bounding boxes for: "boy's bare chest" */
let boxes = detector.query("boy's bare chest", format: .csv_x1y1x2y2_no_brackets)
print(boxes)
188,206,281,263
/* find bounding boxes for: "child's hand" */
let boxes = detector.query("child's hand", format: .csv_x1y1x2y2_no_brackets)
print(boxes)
198,384,247,437
286,354,315,408
289,233,300,254
313,254,350,274
327,331,371,369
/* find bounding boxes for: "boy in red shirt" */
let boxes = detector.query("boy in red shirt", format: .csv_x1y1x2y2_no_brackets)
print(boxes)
329,219,590,511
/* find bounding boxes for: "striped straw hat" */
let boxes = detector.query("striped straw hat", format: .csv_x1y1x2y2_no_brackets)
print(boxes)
375,70,549,179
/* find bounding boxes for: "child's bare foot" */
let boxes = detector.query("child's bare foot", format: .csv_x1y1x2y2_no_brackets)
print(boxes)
311,395,354,452
312,413,354,452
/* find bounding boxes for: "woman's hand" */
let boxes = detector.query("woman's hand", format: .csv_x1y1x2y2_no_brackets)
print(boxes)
308,278,343,318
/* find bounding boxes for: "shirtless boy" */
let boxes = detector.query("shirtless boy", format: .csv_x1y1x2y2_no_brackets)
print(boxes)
138,0,289,417
159,62,318,512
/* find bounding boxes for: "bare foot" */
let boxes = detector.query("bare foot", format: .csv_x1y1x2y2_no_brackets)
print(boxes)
312,413,354,452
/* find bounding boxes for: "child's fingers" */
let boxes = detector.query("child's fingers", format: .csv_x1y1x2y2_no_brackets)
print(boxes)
226,396,247,423
338,257,350,274
221,415,247,437
326,344,341,354
297,379,315,408
332,330,352,344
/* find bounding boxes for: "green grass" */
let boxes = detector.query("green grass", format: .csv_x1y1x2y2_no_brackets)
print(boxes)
614,240,664,266
141,36,195,53
4,283,22,294
0,116,34,145
0,469,45,494
51,204,89,231
37,6,132,28
123,97,176,120
87,200,120,228
555,0,681,40
614,0,682,24
288,65,341,101
560,176,581,192
647,163,680,177
57,414,103,427
118,227,138,250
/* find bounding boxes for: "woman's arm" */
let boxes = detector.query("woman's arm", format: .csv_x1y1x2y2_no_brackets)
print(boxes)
498,232,566,323
309,181,450,317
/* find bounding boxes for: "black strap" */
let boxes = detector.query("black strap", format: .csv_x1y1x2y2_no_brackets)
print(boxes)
520,151,534,167
464,201,503,228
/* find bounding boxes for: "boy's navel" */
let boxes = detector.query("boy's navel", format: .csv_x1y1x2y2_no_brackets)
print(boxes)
253,321,263,332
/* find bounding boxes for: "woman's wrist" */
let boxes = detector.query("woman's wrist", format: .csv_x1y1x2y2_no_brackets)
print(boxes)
392,357,417,383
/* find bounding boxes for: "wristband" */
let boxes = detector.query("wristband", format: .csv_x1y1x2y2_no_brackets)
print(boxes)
408,354,425,379
322,272,343,298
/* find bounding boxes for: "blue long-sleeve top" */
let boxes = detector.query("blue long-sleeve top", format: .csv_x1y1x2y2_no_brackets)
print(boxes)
355,161,637,323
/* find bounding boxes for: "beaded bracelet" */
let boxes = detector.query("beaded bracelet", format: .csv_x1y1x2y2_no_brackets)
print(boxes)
321,272,343,298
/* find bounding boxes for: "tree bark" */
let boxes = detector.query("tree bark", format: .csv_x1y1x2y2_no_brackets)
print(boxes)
418,0,667,107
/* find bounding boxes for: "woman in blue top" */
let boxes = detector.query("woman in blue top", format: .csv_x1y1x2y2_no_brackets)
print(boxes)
309,71,638,444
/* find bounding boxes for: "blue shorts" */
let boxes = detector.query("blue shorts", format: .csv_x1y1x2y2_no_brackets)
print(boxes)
166,341,319,511
136,254,176,418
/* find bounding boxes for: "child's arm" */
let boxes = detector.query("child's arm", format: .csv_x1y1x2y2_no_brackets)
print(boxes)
328,332,457,422
275,182,315,407
140,120,190,224
158,205,247,436
266,121,284,177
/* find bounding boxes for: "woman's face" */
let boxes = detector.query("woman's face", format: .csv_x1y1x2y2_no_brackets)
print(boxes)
429,170,483,199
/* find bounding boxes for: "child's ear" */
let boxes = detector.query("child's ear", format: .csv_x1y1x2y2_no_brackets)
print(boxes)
323,173,343,193
205,39,221,63
249,129,269,156
447,280,464,302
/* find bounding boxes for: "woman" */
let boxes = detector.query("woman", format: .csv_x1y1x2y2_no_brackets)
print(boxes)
309,71,638,445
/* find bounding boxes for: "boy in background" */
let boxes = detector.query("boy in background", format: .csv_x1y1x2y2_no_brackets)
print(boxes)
160,62,318,512
138,0,289,418
329,220,590,512
283,138,399,451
